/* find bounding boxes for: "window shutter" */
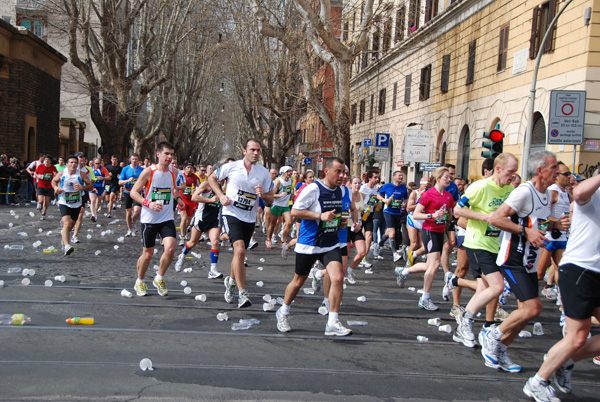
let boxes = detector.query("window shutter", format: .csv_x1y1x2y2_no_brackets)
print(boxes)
441,54,450,93
530,6,540,59
545,0,557,52
466,40,476,84
425,0,432,23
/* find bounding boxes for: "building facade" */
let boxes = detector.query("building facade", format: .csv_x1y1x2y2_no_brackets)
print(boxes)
348,0,600,183
0,19,66,161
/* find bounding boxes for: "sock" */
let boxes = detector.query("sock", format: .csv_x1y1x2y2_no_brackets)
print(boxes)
182,243,190,255
490,326,504,340
280,304,291,315
401,267,410,276
210,263,217,271
155,274,163,280
390,238,397,252
210,249,219,264
347,267,353,274
323,297,329,304
533,373,547,384
229,277,236,285
498,342,508,352
421,291,430,300
328,311,339,326
315,269,323,280
484,320,495,328
238,288,247,297
464,311,475,320
135,278,143,284
378,235,389,247
451,276,459,287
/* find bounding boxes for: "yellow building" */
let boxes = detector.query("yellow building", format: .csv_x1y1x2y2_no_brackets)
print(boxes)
348,0,600,182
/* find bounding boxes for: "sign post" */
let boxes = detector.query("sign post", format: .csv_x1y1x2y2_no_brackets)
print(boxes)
548,90,586,145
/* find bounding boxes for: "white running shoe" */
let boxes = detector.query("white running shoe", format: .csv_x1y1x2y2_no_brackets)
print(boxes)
325,320,352,336
175,253,185,272
208,268,223,279
247,238,258,250
310,267,322,292
71,235,80,244
345,271,356,285
281,242,288,260
358,259,372,268
393,252,401,262
276,308,291,332
523,377,560,402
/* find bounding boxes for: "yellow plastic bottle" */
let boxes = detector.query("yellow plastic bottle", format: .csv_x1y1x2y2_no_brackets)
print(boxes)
66,317,94,325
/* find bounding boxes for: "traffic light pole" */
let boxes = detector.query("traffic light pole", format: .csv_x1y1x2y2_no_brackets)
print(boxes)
522,0,574,180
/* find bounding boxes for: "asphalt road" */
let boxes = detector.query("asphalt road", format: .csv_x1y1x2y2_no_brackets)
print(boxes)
1,202,598,401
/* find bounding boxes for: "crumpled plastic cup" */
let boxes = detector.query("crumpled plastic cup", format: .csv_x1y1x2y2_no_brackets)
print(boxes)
139,358,153,371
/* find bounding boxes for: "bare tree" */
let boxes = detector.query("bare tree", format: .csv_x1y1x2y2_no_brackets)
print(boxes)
251,0,374,163
50,0,195,159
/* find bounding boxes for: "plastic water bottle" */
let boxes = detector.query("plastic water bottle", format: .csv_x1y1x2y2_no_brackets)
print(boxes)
191,252,201,260
94,250,101,256
0,314,31,325
7,267,22,274
231,321,253,331
17,232,28,237
6,245,24,250
32,240,42,248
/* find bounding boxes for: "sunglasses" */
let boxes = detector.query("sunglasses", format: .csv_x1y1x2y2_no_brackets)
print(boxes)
200,170,207,173
558,172,571,177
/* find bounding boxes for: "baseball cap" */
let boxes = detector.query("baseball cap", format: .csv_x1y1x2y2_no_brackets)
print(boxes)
74,152,86,158
279,166,292,174
572,173,585,182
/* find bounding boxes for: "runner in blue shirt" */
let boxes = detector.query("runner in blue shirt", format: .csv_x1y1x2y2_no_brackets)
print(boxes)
119,153,145,236
442,163,459,278
375,170,408,262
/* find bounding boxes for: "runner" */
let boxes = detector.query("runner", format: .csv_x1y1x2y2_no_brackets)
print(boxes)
409,166,455,311
55,157,66,172
26,153,45,210
129,142,184,297
375,170,408,262
441,164,459,275
359,170,380,268
523,171,600,402
34,155,57,220
486,151,569,373
346,176,367,284
51,155,93,255
177,162,201,245
119,154,144,236
71,153,96,243
105,155,122,218
536,162,572,300
275,157,352,336
174,180,223,278
263,168,278,245
90,157,110,222
268,166,294,259
287,170,315,249
452,153,517,351
208,138,274,308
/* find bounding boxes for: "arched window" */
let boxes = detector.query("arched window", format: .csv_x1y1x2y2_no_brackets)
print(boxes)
457,125,470,180
441,142,447,165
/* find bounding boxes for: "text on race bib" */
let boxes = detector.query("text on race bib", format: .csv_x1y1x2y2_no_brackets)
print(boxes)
65,192,80,204
151,187,172,205
233,189,257,211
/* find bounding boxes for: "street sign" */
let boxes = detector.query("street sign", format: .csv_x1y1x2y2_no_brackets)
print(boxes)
404,129,431,163
376,133,390,147
419,162,441,172
548,90,586,145
304,157,312,166
363,138,372,150
374,147,389,161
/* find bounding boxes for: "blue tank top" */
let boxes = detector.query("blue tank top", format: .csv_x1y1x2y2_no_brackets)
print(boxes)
338,186,351,244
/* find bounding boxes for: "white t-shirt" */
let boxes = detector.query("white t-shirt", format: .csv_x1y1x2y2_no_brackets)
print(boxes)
217,160,274,223
545,183,571,242
360,183,379,209
560,187,600,273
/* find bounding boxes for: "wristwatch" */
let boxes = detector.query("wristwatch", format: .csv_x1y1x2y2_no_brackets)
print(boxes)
520,225,527,238
427,213,432,219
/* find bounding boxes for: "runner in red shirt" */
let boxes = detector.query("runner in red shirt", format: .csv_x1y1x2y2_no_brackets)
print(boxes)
411,166,455,311
34,156,58,220
178,162,201,245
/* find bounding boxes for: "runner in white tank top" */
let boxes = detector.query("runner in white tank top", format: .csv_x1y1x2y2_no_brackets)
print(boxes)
129,142,185,298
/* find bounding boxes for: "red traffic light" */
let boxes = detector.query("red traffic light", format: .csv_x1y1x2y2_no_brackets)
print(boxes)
488,129,504,142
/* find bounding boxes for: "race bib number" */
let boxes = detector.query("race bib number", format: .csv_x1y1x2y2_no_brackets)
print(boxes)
538,219,550,232
65,192,80,204
183,186,193,196
151,187,172,205
434,212,449,226
282,185,292,194
390,198,402,208
233,190,257,211
485,222,501,237
322,214,341,232
42,173,53,180
367,195,378,206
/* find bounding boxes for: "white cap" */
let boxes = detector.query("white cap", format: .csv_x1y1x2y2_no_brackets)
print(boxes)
279,166,292,174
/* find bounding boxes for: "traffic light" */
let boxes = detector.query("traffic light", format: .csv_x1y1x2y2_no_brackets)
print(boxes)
481,129,504,158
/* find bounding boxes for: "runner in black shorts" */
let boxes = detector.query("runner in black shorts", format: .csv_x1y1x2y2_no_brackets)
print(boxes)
105,155,122,218
141,221,177,248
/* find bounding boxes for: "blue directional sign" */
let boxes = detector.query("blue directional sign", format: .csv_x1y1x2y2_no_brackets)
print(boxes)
304,157,312,166
376,133,390,147
363,138,372,148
